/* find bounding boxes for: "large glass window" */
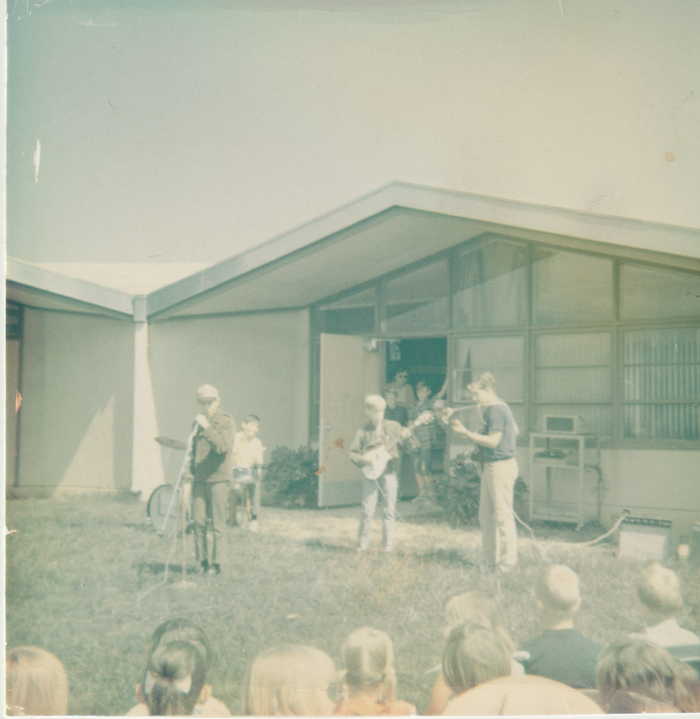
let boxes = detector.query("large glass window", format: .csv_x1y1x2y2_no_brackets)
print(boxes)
620,263,700,320
318,286,376,335
533,249,614,325
453,239,528,328
534,332,613,437
452,335,525,431
382,259,449,333
623,327,700,440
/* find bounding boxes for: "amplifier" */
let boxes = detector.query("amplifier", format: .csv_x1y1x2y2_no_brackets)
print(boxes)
539,415,589,434
618,517,672,561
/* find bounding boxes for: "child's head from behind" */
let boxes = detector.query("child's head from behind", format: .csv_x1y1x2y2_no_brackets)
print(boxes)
6,646,68,716
442,624,511,696
144,640,207,716
596,638,700,713
637,562,683,624
242,415,260,438
243,645,337,716
443,590,515,653
341,627,396,700
535,565,581,625
147,618,212,671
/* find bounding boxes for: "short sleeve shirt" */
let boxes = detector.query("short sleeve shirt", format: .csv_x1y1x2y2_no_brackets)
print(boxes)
480,402,516,463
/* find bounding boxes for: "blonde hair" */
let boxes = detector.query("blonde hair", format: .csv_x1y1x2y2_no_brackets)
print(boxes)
442,624,511,696
6,647,68,716
597,638,700,713
443,590,516,655
242,645,336,716
535,565,581,622
637,563,683,620
340,627,397,701
365,395,386,410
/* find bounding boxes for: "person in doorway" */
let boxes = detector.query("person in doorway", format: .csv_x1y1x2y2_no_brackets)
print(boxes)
449,372,519,572
185,384,235,576
231,414,266,532
349,395,417,553
383,388,408,427
385,368,415,410
409,381,437,500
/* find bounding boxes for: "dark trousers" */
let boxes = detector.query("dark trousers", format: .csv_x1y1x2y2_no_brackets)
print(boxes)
192,481,228,565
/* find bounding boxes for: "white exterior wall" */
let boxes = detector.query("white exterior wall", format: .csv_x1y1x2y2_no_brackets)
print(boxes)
148,310,310,474
449,443,699,540
15,309,135,493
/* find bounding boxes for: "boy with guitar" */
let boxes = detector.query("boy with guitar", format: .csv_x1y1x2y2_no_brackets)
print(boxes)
349,395,419,553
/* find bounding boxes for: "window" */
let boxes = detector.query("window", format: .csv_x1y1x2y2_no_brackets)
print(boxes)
453,335,525,431
534,332,613,437
382,260,449,333
620,263,700,320
318,286,376,335
533,249,614,325
453,239,527,328
623,327,700,440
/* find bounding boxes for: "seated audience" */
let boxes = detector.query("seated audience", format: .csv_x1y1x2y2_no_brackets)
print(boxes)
597,637,700,713
128,618,230,716
242,645,337,716
426,591,523,715
139,641,208,716
443,674,603,715
334,627,415,716
520,564,600,688
6,646,68,716
631,562,700,647
442,624,511,698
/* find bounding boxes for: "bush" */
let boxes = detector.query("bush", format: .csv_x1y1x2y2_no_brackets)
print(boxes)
431,453,529,525
263,445,319,509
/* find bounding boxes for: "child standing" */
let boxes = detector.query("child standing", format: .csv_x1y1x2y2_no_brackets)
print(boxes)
409,381,437,499
334,627,415,716
231,414,266,532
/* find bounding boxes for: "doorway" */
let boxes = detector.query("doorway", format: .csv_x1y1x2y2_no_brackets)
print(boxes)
386,337,448,496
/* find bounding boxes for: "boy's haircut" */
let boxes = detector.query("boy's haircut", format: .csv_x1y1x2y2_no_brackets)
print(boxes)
443,590,516,654
147,618,212,670
637,562,683,618
596,638,700,713
242,645,337,716
468,372,497,392
416,380,431,392
341,627,397,700
6,646,69,716
244,414,261,424
145,640,206,717
392,367,408,380
535,565,581,622
365,394,386,410
442,624,511,696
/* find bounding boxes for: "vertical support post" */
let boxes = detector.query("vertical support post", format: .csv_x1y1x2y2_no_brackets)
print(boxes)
131,297,165,499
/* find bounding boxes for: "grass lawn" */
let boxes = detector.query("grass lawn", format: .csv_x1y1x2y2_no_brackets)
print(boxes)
6,496,700,716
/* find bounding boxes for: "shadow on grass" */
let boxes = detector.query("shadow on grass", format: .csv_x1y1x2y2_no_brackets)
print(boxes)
135,561,201,577
304,538,353,554
414,547,478,567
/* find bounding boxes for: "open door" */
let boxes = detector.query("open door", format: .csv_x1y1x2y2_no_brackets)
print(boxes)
318,333,381,507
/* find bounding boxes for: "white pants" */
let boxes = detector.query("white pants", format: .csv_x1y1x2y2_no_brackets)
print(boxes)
479,458,518,568
357,474,397,551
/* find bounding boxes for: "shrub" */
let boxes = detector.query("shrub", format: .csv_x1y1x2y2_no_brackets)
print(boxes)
263,445,319,509
431,453,529,525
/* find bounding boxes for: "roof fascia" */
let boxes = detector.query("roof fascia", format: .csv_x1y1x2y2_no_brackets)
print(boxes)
145,181,700,318
6,259,134,316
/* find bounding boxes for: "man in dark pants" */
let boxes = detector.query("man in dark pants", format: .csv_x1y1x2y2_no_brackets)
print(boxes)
186,384,235,576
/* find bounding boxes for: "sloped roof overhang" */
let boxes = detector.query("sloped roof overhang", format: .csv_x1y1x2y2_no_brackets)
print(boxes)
146,182,700,320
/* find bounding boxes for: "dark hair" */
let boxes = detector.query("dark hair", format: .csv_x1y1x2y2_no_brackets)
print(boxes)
443,624,511,696
147,619,212,670
392,367,408,380
145,641,206,716
597,638,700,713
244,414,260,423
416,381,431,392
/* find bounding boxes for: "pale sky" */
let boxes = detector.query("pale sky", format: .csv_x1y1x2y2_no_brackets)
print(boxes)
7,0,700,267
